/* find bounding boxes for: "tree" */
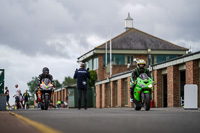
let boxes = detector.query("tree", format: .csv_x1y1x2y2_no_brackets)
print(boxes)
88,70,97,87
62,76,77,86
27,77,38,96
54,80,62,89
27,77,38,105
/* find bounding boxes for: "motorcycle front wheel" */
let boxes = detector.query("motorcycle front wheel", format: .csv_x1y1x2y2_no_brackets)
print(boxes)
44,94,49,110
144,93,151,111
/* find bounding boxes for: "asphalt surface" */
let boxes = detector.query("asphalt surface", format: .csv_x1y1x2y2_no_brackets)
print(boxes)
0,111,39,133
13,108,200,133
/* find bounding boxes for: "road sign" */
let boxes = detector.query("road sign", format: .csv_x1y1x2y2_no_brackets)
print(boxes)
0,69,4,94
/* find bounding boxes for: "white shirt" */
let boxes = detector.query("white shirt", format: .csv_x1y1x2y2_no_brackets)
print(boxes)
15,87,21,97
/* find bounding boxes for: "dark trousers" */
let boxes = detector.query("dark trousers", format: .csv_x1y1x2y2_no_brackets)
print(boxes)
78,88,87,109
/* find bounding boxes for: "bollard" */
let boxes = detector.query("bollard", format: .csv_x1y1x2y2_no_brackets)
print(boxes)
0,94,6,111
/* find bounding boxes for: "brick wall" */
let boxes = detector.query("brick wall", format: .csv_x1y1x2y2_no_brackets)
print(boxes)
186,60,200,107
106,83,111,107
97,54,104,81
97,54,147,81
153,69,162,107
167,65,180,107
61,90,63,101
102,83,107,108
58,91,61,101
52,88,69,107
96,85,102,108
112,65,135,75
110,81,116,107
117,79,123,107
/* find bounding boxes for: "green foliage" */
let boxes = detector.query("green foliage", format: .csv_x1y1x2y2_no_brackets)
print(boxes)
62,76,77,86
27,77,38,105
27,77,38,96
28,96,34,105
54,80,62,89
88,70,97,87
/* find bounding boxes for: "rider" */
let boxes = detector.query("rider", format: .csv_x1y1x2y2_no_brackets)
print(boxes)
130,59,152,103
35,67,54,103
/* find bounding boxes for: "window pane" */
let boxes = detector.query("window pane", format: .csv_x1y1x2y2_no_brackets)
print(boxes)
88,59,92,70
131,56,133,65
93,57,98,70
157,55,166,63
113,54,125,65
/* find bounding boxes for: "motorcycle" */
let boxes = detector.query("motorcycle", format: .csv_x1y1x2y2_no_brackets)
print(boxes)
132,73,154,111
37,78,54,110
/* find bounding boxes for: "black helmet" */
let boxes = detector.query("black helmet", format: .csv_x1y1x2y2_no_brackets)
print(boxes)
42,67,49,76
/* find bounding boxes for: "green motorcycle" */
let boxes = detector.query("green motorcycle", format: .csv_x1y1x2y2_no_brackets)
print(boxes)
131,73,154,111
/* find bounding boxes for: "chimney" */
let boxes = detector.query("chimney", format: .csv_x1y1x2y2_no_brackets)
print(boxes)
125,13,133,31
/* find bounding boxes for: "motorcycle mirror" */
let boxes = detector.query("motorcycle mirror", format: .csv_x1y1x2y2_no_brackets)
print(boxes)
133,58,139,62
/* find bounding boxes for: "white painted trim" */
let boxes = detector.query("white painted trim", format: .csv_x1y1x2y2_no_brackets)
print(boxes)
78,50,94,62
153,53,200,70
95,49,186,55
95,72,132,85
95,79,110,85
110,73,131,81
54,88,65,92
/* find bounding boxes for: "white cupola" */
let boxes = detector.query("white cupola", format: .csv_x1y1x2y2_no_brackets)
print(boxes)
125,13,133,31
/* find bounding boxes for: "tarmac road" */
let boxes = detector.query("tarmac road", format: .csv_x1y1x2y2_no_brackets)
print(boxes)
13,108,200,133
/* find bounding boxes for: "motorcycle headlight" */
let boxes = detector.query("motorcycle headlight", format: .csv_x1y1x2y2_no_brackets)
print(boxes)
148,84,153,88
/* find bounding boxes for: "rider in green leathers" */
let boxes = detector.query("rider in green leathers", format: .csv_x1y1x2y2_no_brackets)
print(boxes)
130,59,152,102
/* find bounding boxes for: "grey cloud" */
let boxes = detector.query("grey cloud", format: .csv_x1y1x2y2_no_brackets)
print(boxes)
0,0,200,58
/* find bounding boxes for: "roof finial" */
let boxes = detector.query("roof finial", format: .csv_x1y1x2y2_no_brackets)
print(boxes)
126,12,133,20
128,12,131,18
125,12,133,30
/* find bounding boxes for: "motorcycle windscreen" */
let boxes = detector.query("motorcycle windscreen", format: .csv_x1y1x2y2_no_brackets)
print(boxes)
42,78,51,85
138,73,149,80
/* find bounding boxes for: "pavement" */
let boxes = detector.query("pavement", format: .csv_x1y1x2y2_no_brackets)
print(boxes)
9,107,200,133
0,111,39,133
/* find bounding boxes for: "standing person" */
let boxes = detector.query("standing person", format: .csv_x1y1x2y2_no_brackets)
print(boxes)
5,86,11,109
23,90,30,108
13,84,23,109
73,63,91,110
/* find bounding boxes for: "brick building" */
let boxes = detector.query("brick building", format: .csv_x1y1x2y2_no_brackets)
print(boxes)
95,51,200,108
78,14,188,81
52,14,189,108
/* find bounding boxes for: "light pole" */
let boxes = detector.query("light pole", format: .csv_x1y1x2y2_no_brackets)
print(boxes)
148,49,152,71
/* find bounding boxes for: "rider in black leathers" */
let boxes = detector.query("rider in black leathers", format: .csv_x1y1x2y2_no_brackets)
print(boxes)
35,67,54,103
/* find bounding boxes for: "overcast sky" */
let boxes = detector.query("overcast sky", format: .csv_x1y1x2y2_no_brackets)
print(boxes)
0,0,200,105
